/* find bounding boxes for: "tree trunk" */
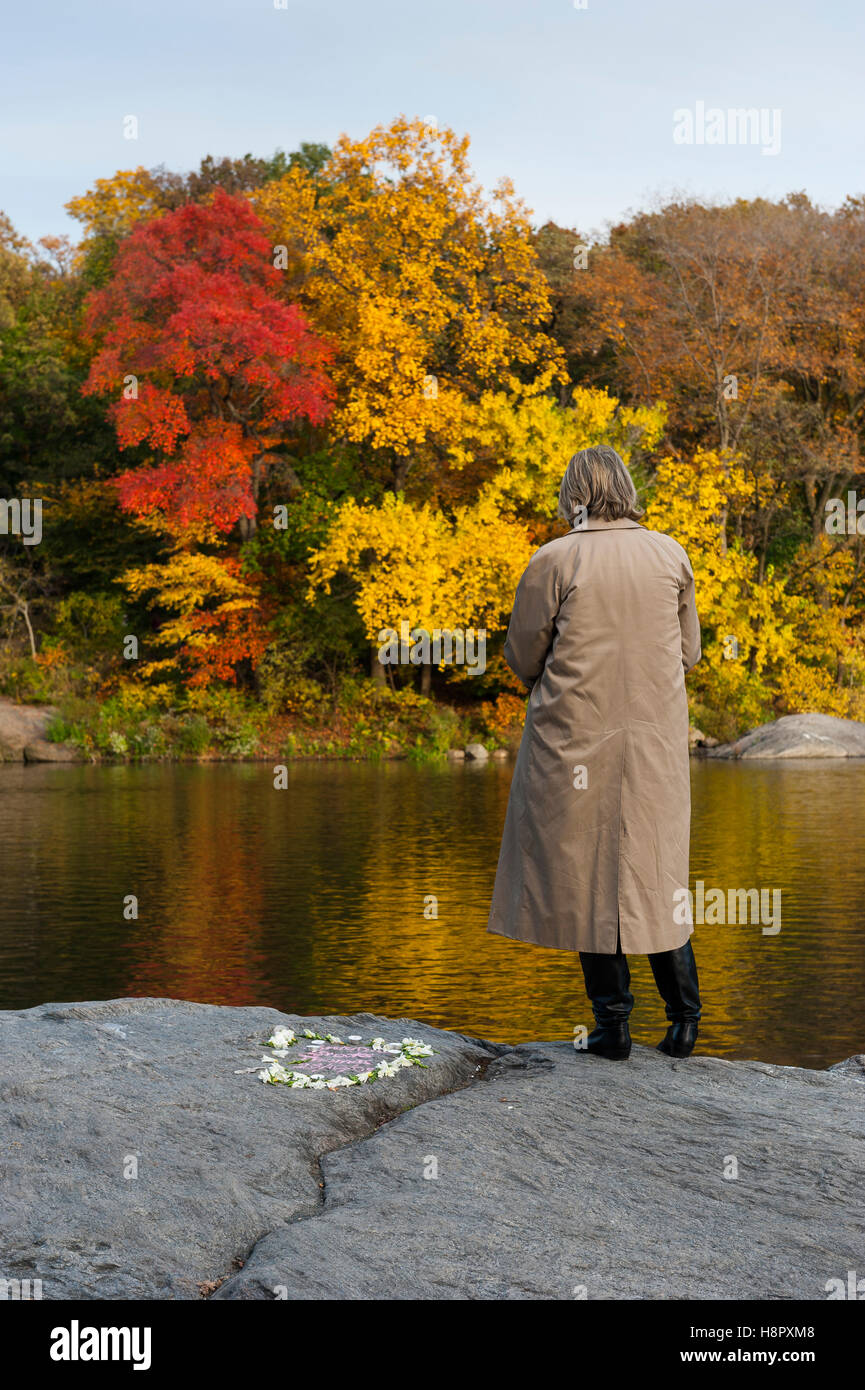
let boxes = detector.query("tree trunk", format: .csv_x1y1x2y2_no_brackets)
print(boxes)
20,598,37,659
370,642,385,687
238,452,269,539
392,456,408,492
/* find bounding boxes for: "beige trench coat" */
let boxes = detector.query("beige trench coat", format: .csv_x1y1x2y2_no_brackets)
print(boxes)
487,519,701,956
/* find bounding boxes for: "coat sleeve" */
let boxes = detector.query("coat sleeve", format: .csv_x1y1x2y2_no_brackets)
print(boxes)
503,550,561,689
678,555,702,673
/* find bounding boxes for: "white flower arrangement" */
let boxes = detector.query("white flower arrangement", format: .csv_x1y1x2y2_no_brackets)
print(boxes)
257,1027,436,1089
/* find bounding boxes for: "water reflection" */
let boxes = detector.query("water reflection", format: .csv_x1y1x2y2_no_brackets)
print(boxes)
0,758,862,1067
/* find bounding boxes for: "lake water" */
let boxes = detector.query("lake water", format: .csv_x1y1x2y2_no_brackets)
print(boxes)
0,759,862,1068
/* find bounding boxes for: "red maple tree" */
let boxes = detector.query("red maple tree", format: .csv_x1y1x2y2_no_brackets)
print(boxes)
83,189,333,535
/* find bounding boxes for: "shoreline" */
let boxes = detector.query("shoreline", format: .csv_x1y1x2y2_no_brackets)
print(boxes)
4,698,865,765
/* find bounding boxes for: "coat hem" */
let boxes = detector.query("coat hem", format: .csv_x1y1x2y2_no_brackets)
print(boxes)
487,919,695,955
486,920,585,953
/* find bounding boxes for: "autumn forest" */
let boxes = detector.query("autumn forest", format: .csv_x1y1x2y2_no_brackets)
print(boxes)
1,116,864,760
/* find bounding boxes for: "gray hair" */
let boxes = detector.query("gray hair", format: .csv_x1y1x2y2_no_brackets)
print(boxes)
557,445,644,525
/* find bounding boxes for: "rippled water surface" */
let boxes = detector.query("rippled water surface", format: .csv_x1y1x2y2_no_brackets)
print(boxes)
1,759,863,1067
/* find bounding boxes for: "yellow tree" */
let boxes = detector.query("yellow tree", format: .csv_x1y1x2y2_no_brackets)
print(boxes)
306,491,533,693
255,116,565,493
450,385,665,520
66,168,172,281
308,382,663,692
645,449,865,735
122,541,269,687
774,540,865,717
67,168,167,236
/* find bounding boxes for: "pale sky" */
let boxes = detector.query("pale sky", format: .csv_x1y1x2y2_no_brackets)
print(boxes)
2,0,863,244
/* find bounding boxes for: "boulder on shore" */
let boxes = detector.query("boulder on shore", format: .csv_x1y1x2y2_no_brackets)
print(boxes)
688,726,719,752
706,711,865,760
0,699,82,763
0,698,58,761
1,997,862,1301
464,742,489,761
23,738,84,763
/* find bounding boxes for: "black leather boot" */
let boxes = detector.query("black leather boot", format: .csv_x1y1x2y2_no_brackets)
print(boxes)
578,946,634,1060
649,939,702,1057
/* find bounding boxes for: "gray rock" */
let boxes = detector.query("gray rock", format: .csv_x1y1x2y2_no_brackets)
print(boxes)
219,1042,865,1302
0,699,58,761
2,998,862,1301
445,748,465,760
492,748,509,760
464,742,489,761
708,711,865,759
0,998,494,1300
23,738,83,763
828,1053,865,1082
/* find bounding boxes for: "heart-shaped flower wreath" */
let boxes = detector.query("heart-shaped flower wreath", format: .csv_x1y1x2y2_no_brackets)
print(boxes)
257,1026,436,1090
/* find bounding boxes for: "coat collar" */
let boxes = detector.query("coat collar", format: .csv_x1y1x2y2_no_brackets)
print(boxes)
569,518,645,533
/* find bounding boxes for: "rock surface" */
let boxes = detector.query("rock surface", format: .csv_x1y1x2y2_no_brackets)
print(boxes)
707,711,865,759
22,738,84,763
688,726,719,751
0,699,57,761
0,998,495,1300
464,742,489,760
1,997,862,1301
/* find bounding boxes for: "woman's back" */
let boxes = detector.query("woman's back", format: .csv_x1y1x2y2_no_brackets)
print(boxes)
505,519,701,729
488,516,701,957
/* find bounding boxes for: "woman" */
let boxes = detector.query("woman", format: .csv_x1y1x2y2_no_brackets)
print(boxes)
487,445,702,1061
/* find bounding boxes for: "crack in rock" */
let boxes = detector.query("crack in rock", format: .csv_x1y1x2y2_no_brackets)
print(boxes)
0,999,498,1300
212,1041,865,1301
2,999,862,1301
